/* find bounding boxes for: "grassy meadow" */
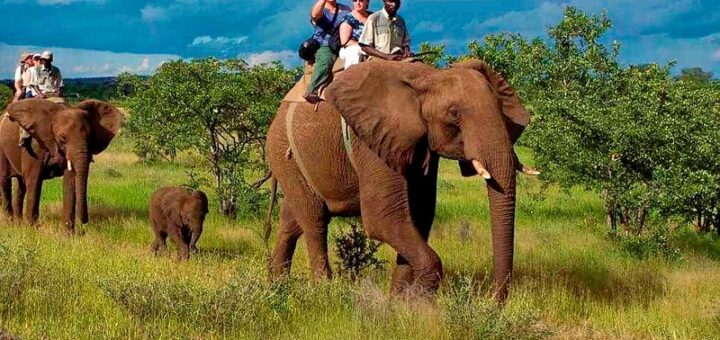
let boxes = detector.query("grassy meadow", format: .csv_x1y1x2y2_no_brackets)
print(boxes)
0,133,719,339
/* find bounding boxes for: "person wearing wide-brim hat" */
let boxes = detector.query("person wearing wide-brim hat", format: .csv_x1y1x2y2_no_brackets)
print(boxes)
12,51,35,102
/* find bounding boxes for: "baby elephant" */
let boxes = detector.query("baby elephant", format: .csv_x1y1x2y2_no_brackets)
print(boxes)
149,187,209,260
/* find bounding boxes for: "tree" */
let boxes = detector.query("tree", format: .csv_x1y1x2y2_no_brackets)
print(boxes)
677,67,713,83
0,84,12,107
122,58,294,218
461,7,720,235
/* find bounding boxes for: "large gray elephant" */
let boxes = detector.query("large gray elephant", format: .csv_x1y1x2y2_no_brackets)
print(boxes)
0,98,123,232
266,59,531,302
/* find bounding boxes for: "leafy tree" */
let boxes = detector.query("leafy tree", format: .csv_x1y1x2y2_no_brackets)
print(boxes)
677,67,713,83
122,58,294,218
0,84,12,107
462,7,720,235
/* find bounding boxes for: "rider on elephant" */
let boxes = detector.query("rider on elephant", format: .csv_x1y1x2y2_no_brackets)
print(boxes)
20,51,64,155
304,0,351,104
359,0,412,61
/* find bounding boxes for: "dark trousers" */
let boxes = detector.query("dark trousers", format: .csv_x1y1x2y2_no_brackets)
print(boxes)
306,46,337,96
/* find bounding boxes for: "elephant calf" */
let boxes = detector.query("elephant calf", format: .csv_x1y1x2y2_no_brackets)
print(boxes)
149,187,209,260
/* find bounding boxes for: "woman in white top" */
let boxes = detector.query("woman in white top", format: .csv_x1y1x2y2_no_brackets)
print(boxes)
338,0,371,69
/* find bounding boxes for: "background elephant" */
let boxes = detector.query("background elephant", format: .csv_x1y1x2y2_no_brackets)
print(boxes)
266,59,530,301
0,98,123,232
149,187,209,260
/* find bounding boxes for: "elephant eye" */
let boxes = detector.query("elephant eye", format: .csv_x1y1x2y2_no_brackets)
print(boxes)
448,105,462,123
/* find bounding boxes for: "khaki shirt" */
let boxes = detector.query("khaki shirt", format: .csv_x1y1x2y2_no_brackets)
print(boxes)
358,9,410,54
29,65,63,96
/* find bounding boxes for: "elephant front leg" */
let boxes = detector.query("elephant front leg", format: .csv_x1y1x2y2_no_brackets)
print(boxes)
168,226,190,261
391,155,439,294
0,176,12,219
12,178,26,220
23,178,43,226
63,171,77,232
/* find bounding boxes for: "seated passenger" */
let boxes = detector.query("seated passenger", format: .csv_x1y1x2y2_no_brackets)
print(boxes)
338,0,372,69
304,0,351,104
12,52,33,103
358,0,411,61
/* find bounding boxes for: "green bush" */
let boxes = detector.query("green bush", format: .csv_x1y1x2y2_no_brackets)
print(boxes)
333,223,385,281
120,58,294,218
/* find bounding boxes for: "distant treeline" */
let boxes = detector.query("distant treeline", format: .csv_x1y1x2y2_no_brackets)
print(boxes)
1,77,124,102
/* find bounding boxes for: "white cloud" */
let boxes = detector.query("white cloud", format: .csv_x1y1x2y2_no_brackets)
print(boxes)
713,49,720,61
190,35,248,47
415,21,444,34
0,43,180,78
141,5,168,22
244,50,296,67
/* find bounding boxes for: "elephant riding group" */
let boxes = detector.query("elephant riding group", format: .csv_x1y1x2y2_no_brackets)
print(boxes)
0,0,540,304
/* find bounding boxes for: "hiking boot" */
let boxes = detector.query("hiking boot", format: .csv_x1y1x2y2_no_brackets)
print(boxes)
304,92,321,104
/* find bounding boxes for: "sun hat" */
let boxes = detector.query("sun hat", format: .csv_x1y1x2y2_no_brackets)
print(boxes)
18,51,32,63
33,53,42,59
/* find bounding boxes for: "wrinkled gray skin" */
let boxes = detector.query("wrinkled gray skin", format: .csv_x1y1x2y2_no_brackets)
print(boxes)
149,187,209,261
266,59,530,302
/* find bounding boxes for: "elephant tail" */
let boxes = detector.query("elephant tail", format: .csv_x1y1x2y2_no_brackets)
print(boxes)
263,175,278,243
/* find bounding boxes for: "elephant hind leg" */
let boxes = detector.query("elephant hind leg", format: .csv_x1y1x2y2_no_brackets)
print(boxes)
270,201,304,276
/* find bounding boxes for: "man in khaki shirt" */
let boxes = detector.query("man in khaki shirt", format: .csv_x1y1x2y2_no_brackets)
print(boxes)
358,0,411,61
28,50,64,101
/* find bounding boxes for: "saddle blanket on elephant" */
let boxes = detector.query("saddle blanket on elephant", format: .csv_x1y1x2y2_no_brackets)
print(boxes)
282,59,346,103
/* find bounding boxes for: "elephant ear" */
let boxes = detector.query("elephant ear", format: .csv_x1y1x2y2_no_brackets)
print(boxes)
191,190,209,215
326,61,431,173
160,194,184,227
452,59,530,143
76,100,124,155
6,98,64,153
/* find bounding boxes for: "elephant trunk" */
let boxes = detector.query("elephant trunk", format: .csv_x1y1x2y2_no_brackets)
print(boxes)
477,151,517,303
487,152,516,303
72,147,90,224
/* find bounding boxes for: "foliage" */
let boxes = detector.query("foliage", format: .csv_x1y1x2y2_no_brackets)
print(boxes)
610,226,683,262
677,67,713,83
0,84,12,107
120,58,294,218
416,42,449,67
463,7,720,235
333,222,385,281
0,242,35,319
440,276,548,339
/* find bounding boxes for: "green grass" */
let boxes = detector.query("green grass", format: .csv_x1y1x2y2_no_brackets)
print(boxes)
0,140,718,339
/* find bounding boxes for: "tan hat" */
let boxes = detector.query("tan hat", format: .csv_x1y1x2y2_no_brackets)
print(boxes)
18,51,32,63
40,50,53,61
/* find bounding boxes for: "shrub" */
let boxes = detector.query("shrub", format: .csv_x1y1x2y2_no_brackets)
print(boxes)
440,276,548,339
333,222,385,281
611,226,683,262
120,58,294,218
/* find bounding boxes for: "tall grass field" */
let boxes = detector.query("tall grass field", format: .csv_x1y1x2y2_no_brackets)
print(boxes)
1,133,719,339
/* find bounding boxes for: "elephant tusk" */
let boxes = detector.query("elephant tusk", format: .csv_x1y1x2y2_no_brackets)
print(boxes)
67,160,73,172
472,159,492,180
520,165,540,176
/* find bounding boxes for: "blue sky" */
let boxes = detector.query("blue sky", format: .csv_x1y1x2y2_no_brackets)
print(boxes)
1,0,718,78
